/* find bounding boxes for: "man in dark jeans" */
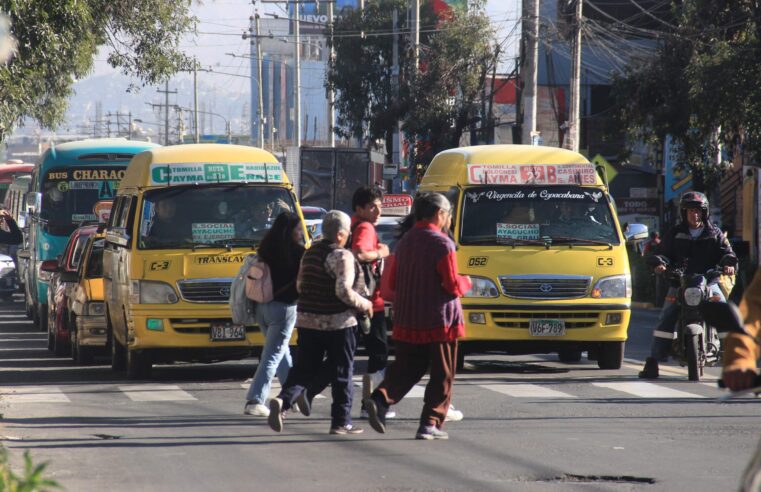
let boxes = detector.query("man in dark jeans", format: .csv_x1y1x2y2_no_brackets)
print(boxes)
350,186,395,418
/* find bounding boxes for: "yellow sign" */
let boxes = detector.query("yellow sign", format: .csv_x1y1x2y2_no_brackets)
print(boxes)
591,154,618,183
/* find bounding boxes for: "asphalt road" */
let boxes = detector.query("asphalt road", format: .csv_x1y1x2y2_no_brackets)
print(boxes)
1,298,759,492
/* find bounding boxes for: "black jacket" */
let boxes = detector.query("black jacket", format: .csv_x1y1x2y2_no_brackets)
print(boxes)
0,217,22,245
648,220,737,276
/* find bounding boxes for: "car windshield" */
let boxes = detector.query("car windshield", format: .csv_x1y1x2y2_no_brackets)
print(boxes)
302,209,326,221
41,166,126,235
138,185,296,250
460,185,620,246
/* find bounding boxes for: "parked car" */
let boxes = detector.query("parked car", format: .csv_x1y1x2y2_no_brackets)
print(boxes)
67,231,107,364
43,224,99,356
0,253,17,301
302,206,327,240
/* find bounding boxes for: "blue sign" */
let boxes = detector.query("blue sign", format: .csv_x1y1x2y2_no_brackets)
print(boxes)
663,135,692,203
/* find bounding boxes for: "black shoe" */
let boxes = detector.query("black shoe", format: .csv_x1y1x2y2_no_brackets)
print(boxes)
268,398,284,432
638,357,659,379
295,389,311,417
363,396,386,434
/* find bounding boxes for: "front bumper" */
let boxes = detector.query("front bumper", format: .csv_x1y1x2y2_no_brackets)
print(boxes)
76,315,107,347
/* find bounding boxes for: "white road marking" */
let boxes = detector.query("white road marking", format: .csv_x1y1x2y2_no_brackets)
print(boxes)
593,382,704,399
0,386,70,403
480,383,576,398
119,385,196,402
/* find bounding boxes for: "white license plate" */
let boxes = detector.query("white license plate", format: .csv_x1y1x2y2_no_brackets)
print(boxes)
529,319,566,337
210,323,246,341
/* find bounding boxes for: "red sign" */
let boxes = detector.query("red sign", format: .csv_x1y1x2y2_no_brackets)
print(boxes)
382,194,413,216
467,163,597,186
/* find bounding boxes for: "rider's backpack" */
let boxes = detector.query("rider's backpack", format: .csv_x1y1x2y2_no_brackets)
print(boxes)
229,254,260,326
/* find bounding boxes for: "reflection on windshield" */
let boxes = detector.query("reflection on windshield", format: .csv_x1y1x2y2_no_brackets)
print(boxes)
460,186,620,245
42,166,127,235
138,185,295,250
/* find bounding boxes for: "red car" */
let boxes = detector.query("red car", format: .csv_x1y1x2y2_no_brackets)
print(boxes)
43,225,99,356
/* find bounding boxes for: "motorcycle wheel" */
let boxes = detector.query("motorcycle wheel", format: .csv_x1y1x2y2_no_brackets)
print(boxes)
686,334,700,381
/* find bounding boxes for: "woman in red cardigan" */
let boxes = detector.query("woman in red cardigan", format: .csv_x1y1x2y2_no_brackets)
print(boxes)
365,193,471,440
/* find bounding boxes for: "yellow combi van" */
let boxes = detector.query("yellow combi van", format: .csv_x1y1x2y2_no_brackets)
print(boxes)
419,145,647,369
104,144,304,378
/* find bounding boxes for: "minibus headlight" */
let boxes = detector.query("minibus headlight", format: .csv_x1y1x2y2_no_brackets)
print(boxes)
463,276,500,298
133,280,179,304
84,301,105,316
591,275,631,299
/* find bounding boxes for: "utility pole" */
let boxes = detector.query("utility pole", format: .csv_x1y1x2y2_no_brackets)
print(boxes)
522,0,540,145
194,62,200,143
327,0,335,147
391,8,399,167
255,13,265,148
566,0,583,152
409,0,420,189
157,81,177,145
294,2,302,147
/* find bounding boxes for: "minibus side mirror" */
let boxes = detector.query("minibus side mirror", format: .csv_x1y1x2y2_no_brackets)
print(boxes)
25,192,41,213
105,227,131,248
624,223,648,242
39,259,60,273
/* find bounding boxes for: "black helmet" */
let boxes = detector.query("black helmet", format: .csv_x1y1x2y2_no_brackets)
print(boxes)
680,191,709,222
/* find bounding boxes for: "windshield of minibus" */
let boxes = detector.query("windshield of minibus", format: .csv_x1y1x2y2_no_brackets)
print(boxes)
42,166,126,235
138,185,297,249
460,185,620,245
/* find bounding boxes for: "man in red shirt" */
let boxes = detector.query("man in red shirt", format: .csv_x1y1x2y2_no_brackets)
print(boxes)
350,186,394,416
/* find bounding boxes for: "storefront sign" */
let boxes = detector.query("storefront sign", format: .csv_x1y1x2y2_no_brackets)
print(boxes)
382,194,413,216
616,198,658,215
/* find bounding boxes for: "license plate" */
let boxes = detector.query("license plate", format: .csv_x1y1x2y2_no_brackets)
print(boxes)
210,323,246,341
529,319,566,337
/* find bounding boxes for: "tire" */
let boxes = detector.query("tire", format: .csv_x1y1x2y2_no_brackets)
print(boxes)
558,350,583,363
686,334,700,381
597,342,624,369
76,345,94,365
110,327,126,371
126,349,152,379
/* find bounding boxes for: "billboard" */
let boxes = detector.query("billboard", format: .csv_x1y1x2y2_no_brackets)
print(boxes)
290,0,360,34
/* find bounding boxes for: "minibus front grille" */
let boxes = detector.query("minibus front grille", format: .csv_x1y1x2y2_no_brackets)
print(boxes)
491,311,599,329
499,275,591,299
177,279,233,303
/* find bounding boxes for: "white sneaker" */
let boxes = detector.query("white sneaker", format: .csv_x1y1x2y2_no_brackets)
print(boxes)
244,401,270,417
445,404,463,422
385,409,397,419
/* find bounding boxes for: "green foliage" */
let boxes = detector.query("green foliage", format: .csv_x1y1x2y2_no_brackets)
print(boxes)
327,0,496,165
0,1,196,142
0,448,60,492
611,1,761,191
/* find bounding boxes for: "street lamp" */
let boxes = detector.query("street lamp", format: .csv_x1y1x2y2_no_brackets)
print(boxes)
175,106,231,144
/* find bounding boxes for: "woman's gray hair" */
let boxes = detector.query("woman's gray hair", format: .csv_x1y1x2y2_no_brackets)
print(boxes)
414,192,450,221
322,210,351,240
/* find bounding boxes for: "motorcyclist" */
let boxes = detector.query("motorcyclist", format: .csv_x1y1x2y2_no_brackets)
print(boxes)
722,269,761,391
639,191,737,379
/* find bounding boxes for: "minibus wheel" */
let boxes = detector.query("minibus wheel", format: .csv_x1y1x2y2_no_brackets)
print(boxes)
109,319,126,371
597,342,624,370
126,349,152,379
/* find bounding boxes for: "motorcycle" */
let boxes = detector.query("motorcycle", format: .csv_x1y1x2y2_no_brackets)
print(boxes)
655,260,724,381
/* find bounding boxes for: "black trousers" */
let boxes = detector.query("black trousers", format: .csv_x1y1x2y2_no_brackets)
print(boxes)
361,311,388,374
278,326,357,427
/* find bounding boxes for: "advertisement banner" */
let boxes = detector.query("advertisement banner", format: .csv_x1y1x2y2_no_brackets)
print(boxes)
467,163,597,186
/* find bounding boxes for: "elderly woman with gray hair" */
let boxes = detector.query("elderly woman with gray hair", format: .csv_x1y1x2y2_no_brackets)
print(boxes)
268,210,373,435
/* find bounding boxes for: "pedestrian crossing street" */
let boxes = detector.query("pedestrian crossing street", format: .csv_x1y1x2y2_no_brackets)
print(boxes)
0,373,728,406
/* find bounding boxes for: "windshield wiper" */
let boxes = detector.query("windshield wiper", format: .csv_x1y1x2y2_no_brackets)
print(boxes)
499,238,549,248
212,238,259,250
548,236,613,248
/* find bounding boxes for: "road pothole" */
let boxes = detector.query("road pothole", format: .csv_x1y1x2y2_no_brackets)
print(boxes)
541,474,655,485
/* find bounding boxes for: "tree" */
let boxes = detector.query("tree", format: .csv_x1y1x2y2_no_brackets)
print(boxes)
0,1,196,142
612,1,761,192
327,0,497,167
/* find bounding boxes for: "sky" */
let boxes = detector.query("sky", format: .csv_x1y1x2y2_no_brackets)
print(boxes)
91,0,522,80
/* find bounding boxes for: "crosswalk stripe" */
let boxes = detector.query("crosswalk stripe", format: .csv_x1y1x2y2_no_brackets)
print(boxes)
119,385,196,402
593,382,704,398
0,386,70,403
479,383,576,398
